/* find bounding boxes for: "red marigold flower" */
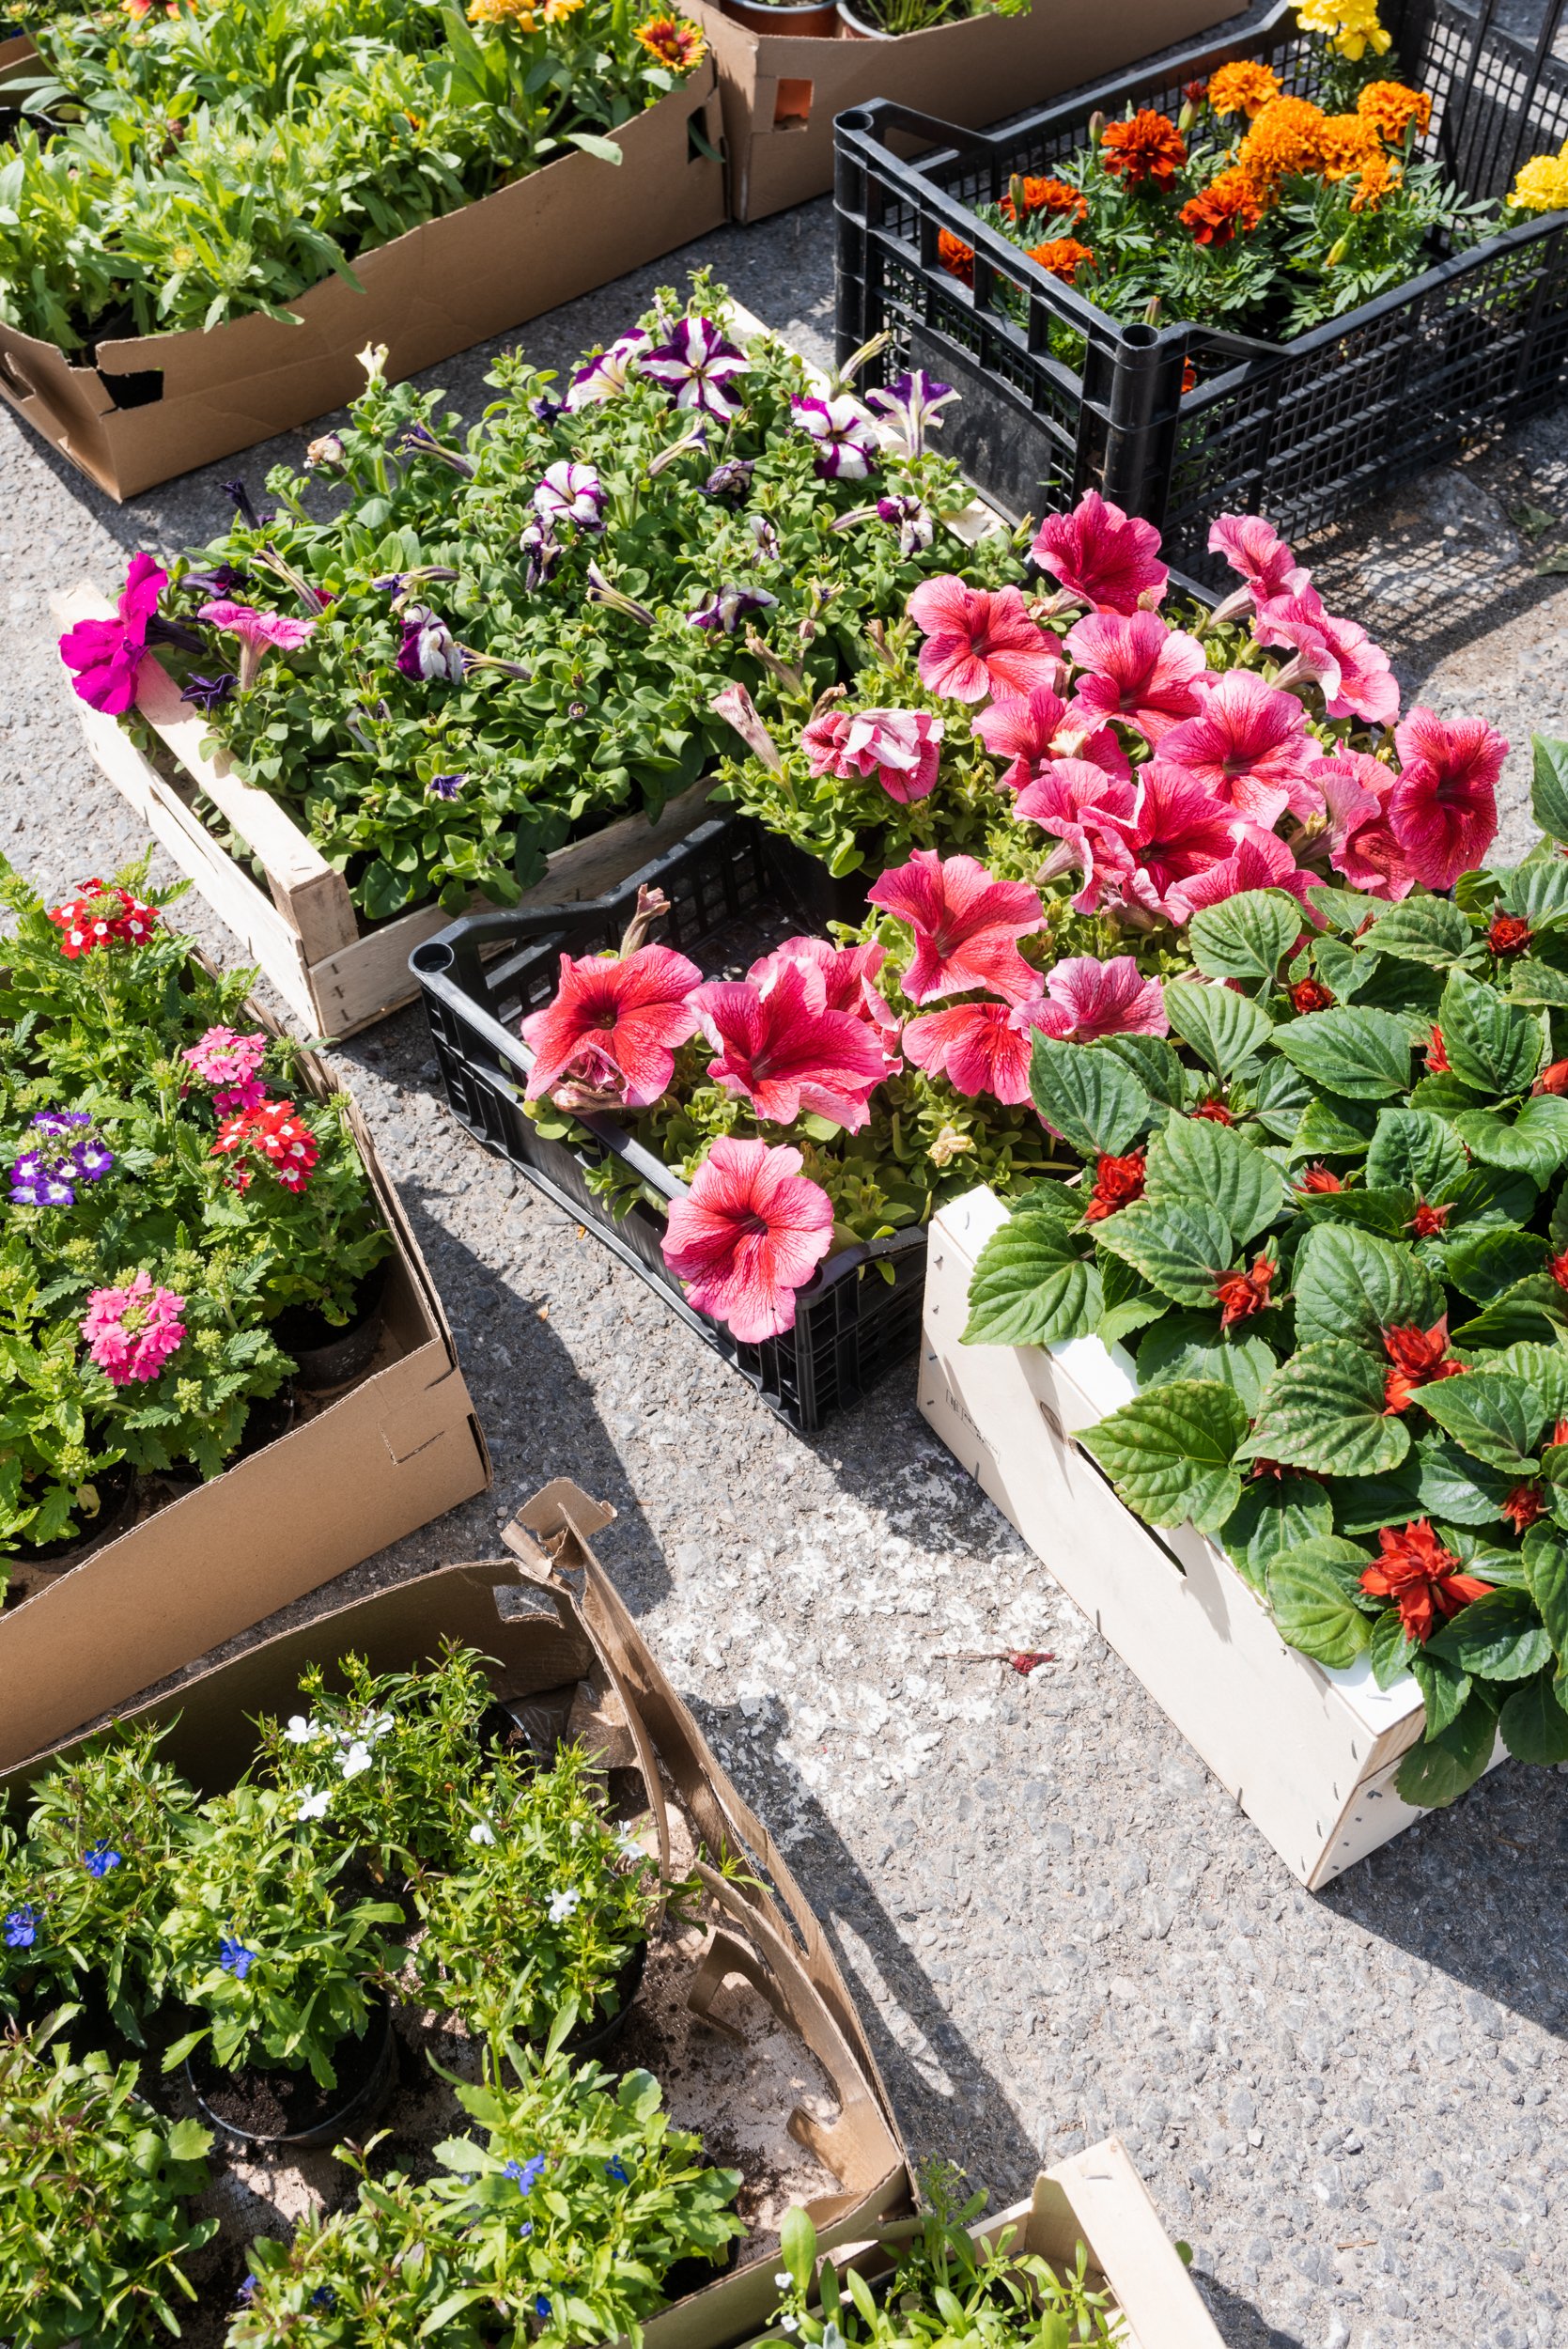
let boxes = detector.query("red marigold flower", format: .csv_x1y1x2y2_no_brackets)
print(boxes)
1359,1519,1493,1645
1533,1057,1568,1095
1409,1197,1452,1237
1382,1315,1466,1414
1290,977,1335,1014
1487,913,1533,956
1192,1098,1236,1126
1100,108,1187,190
1026,236,1095,284
661,1136,833,1344
1296,1162,1343,1193
1425,1023,1450,1074
1179,167,1264,245
937,231,975,287
1501,1480,1545,1533
1214,1254,1274,1325
1083,1148,1147,1222
521,942,702,1111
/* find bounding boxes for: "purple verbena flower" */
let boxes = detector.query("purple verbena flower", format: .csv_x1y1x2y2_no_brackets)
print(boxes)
533,462,606,531
9,1151,75,1207
790,395,878,482
180,672,237,713
686,583,780,634
70,1139,116,1182
877,493,935,556
396,607,466,685
31,1111,91,1136
565,331,648,411
865,369,958,457
237,2279,256,2308
642,318,750,422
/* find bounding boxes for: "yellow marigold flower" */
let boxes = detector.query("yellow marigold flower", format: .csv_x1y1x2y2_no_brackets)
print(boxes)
1357,79,1432,143
1296,0,1391,61
1237,95,1327,188
469,0,536,25
1205,60,1281,120
1510,147,1568,213
1316,112,1382,180
542,0,583,19
1350,148,1401,210
634,11,706,67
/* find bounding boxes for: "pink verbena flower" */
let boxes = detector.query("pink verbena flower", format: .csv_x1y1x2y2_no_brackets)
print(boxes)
199,599,318,691
1063,610,1209,745
902,1000,1045,1104
182,1027,269,1114
1156,668,1316,825
1388,707,1504,888
1117,763,1241,917
868,851,1045,1005
1031,490,1168,614
1161,825,1319,926
58,554,166,715
81,1272,186,1385
1309,751,1419,900
907,579,1060,704
691,964,887,1130
661,1137,834,1343
1034,956,1170,1040
1012,758,1140,912
970,684,1130,789
521,944,702,1110
800,708,944,804
1253,588,1400,727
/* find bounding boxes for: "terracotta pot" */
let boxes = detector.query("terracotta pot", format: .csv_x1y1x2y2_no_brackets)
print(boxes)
722,0,839,34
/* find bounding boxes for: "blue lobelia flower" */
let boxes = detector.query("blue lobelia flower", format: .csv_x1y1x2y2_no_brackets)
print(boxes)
83,1842,122,1877
3,1905,37,1950
505,2154,547,2196
218,1935,256,1979
605,2156,629,2183
535,2296,552,2319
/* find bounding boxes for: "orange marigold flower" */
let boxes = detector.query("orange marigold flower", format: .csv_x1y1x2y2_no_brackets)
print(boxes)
1315,111,1383,180
1350,149,1401,210
1357,79,1432,143
938,231,975,287
1100,108,1188,191
1026,236,1095,283
1179,166,1265,245
1206,59,1282,119
634,10,706,64
1001,175,1087,225
1237,95,1327,187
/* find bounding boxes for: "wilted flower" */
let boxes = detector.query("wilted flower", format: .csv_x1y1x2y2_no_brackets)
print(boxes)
179,671,237,712
701,457,754,501
306,432,346,468
585,562,657,626
520,517,565,590
400,422,474,475
642,316,750,420
801,707,944,804
790,393,878,481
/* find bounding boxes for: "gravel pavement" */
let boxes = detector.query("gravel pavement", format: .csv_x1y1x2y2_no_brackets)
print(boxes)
5,71,1568,2349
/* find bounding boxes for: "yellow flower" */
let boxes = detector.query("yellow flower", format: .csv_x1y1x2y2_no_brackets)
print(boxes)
468,0,537,25
1296,0,1391,61
541,0,583,19
1510,146,1568,213
633,11,706,68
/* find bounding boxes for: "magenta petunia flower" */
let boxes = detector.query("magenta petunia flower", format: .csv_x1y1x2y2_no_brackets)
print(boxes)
1309,751,1419,901
691,963,887,1131
902,1000,1044,1104
1253,588,1399,727
661,1138,834,1344
59,553,167,715
907,579,1060,705
789,394,879,481
1012,757,1141,912
641,317,750,421
1031,490,1168,614
565,331,648,410
199,599,317,691
1156,668,1316,826
1063,610,1210,744
1206,513,1311,605
521,944,703,1110
972,685,1130,791
868,850,1045,1005
800,708,944,804
1116,763,1241,918
1160,825,1319,926
81,1272,186,1386
1387,707,1504,889
1034,955,1170,1040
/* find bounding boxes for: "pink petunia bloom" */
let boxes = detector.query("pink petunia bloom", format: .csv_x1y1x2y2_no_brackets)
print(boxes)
1031,490,1169,614
747,936,899,1059
1157,669,1317,826
1207,513,1311,605
199,599,318,691
1034,956,1170,1040
58,553,167,715
80,1272,186,1386
970,684,1131,790
800,707,944,804
1118,763,1242,917
661,1138,834,1344
1253,588,1400,727
902,1000,1045,1104
521,943,703,1110
1309,751,1419,900
1012,758,1141,912
1388,707,1505,889
691,964,887,1130
1161,825,1320,926
1063,610,1210,744
868,851,1045,1005
907,578,1060,704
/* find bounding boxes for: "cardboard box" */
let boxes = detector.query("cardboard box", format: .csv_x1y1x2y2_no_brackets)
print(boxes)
0,1013,490,1771
5,1480,911,2348
695,0,1241,223
919,1190,1504,1890
831,2139,1221,2349
0,63,724,501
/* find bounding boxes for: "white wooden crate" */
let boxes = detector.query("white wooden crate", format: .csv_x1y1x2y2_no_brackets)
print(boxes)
920,1188,1504,1888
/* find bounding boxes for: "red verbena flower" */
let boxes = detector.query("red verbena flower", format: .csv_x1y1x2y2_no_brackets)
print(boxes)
691,963,887,1130
660,1137,834,1344
1296,1162,1343,1192
1100,108,1187,189
521,943,702,1111
1031,490,1169,615
869,850,1045,1006
1487,913,1532,956
907,578,1060,705
1214,1254,1274,1324
1291,977,1334,1014
212,1098,320,1191
1083,1149,1147,1221
1359,1519,1493,1645
1382,1315,1466,1415
48,880,159,958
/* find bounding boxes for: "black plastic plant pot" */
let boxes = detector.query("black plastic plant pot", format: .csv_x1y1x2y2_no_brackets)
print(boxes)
186,1989,396,2152
409,813,927,1435
562,1938,649,2062
272,1258,390,1392
5,1464,138,1600
832,0,1568,585
664,2225,744,2304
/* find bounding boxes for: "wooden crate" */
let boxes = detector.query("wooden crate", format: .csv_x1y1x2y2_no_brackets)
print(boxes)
920,1189,1504,1889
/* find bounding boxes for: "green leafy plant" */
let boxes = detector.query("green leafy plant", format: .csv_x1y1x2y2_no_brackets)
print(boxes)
962,825,1568,1807
0,2030,216,2348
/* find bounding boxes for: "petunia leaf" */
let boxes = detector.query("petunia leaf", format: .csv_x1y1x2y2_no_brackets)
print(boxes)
961,1209,1101,1348
1364,1108,1468,1202
1417,1373,1545,1474
1426,1587,1552,1683
1079,1378,1250,1534
1291,1222,1441,1352
1265,1535,1375,1669
1163,979,1272,1077
1143,1114,1287,1244
1240,1341,1412,1478
1271,1006,1414,1099
1091,1199,1234,1306
1188,890,1302,985
1027,1034,1150,1159
1498,1668,1568,1764
1436,967,1545,1097
1394,1688,1498,1807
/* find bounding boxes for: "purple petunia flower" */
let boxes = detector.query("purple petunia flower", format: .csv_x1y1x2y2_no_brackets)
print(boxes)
396,607,466,685
427,771,467,800
565,330,648,411
218,1935,256,1979
400,423,474,476
865,369,958,457
520,518,564,591
700,458,754,502
4,1906,37,1949
641,318,750,422
531,394,566,426
533,462,605,531
505,2154,547,2194
180,672,237,712
877,493,935,557
790,395,878,482
84,1842,122,1876
182,564,249,599
748,514,781,563
686,583,779,635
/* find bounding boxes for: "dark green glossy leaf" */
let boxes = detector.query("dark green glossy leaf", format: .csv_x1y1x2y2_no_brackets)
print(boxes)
1188,890,1302,984
1394,1688,1498,1808
1080,1379,1250,1534
962,1210,1100,1348
1027,1035,1150,1159
1143,1114,1286,1244
1092,1200,1234,1307
1272,1006,1414,1099
1419,1373,1545,1473
1241,1341,1412,1478
1427,1586,1552,1683
1265,1536,1375,1669
1498,1669,1568,1763
1292,1222,1441,1351
1163,980,1273,1077
1436,968,1545,1097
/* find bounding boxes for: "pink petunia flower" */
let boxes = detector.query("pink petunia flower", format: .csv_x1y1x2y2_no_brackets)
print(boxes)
800,708,944,804
199,599,318,691
1253,588,1400,727
1388,707,1504,889
747,936,900,1058
971,684,1131,790
1031,490,1169,614
1161,825,1320,926
662,1137,835,1344
1063,610,1210,744
1156,668,1317,826
81,1272,186,1386
1207,513,1311,606
907,578,1060,705
1309,751,1419,900
59,553,167,715
868,851,1045,1005
691,964,888,1130
521,944,702,1110
1012,757,1141,912
1117,763,1242,917
1034,956,1170,1040
902,1000,1045,1104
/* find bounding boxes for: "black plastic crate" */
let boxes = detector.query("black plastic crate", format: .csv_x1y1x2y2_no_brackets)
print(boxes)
834,0,1568,585
410,815,926,1434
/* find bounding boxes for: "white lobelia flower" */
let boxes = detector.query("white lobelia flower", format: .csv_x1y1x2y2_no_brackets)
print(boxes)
284,1714,318,1745
773,2273,792,2289
823,2325,846,2349
470,1820,497,1846
359,1711,396,1743
547,1888,582,1924
780,2320,800,2334
338,1740,374,1780
296,1788,331,1821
